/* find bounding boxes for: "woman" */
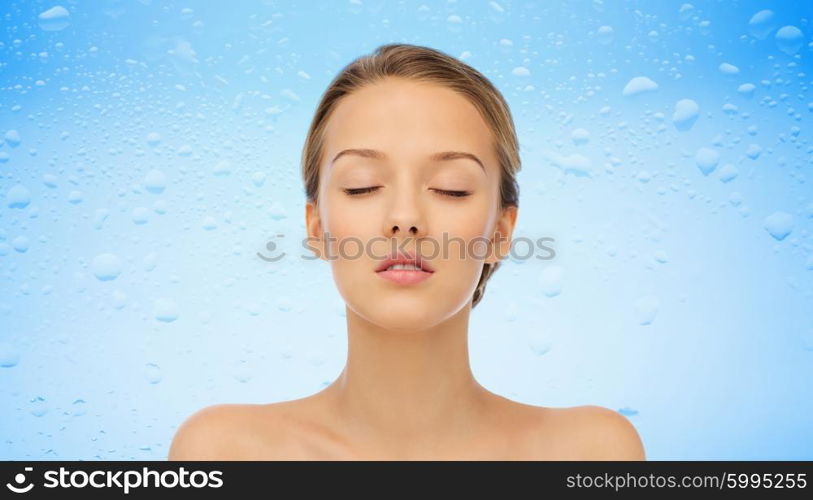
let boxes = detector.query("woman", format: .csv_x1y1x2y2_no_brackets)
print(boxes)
169,43,645,461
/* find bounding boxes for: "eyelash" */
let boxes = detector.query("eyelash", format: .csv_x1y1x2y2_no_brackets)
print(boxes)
342,187,471,198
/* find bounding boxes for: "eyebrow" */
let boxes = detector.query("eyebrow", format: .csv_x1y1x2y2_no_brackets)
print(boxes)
331,148,485,171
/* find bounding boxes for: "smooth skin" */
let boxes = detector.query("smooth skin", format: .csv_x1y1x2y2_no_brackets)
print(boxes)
169,77,645,461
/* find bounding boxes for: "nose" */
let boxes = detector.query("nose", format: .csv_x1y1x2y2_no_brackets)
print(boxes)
383,187,427,240
389,223,419,237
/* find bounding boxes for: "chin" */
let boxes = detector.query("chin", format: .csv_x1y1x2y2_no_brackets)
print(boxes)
351,295,458,332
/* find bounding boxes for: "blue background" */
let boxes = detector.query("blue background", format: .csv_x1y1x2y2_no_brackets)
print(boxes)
1,0,812,460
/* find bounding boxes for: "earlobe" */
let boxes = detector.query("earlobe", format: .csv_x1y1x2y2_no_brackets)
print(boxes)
486,206,518,265
305,201,326,260
486,230,510,265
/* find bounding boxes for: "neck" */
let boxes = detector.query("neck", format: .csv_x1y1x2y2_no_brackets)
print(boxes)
320,302,492,449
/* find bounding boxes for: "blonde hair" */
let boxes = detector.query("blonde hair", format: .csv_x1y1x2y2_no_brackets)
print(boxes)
301,43,520,308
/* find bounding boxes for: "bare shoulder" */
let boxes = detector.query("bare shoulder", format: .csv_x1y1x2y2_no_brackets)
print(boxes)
485,395,643,460
551,405,646,460
506,401,645,460
168,403,294,460
168,404,235,460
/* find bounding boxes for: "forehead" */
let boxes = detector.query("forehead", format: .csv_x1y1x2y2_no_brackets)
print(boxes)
321,78,496,167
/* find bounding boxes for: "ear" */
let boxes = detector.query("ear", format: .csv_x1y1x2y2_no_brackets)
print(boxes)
485,205,518,265
305,200,328,261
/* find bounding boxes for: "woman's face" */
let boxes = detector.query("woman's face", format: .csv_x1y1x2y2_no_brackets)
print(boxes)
306,77,517,331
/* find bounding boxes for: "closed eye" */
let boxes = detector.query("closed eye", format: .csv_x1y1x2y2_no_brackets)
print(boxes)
343,186,381,195
342,187,471,198
432,189,471,198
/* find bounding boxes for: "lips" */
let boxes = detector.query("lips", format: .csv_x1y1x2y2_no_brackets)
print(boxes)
375,251,435,273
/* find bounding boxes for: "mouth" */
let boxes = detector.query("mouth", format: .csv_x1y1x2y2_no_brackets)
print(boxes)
375,251,435,285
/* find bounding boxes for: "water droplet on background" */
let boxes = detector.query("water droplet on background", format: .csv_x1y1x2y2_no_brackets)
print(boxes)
277,296,293,312
38,6,71,31
775,25,804,56
68,190,82,204
30,396,48,417
144,169,166,194
153,200,168,214
132,207,149,224
719,63,739,75
251,171,267,187
93,209,109,230
527,333,553,356
6,184,31,208
672,99,699,131
745,144,762,160
546,151,593,177
634,295,659,325
201,216,217,230
12,236,30,253
233,359,252,383
143,252,159,271
42,174,58,188
737,83,756,98
91,253,123,281
718,164,739,183
678,4,694,21
654,250,669,264
0,342,20,367
146,132,161,146
596,25,614,45
213,160,231,176
637,170,651,183
748,9,776,40
763,211,793,241
72,399,87,416
539,265,564,297
728,191,743,207
111,290,128,309
571,128,590,145
246,301,261,316
269,201,288,220
154,298,179,322
4,129,21,147
695,147,720,176
145,363,162,384
623,76,658,97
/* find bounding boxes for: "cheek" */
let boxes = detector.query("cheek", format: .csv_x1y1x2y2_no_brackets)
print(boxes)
320,196,380,275
321,195,377,239
432,195,496,243
417,201,496,273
